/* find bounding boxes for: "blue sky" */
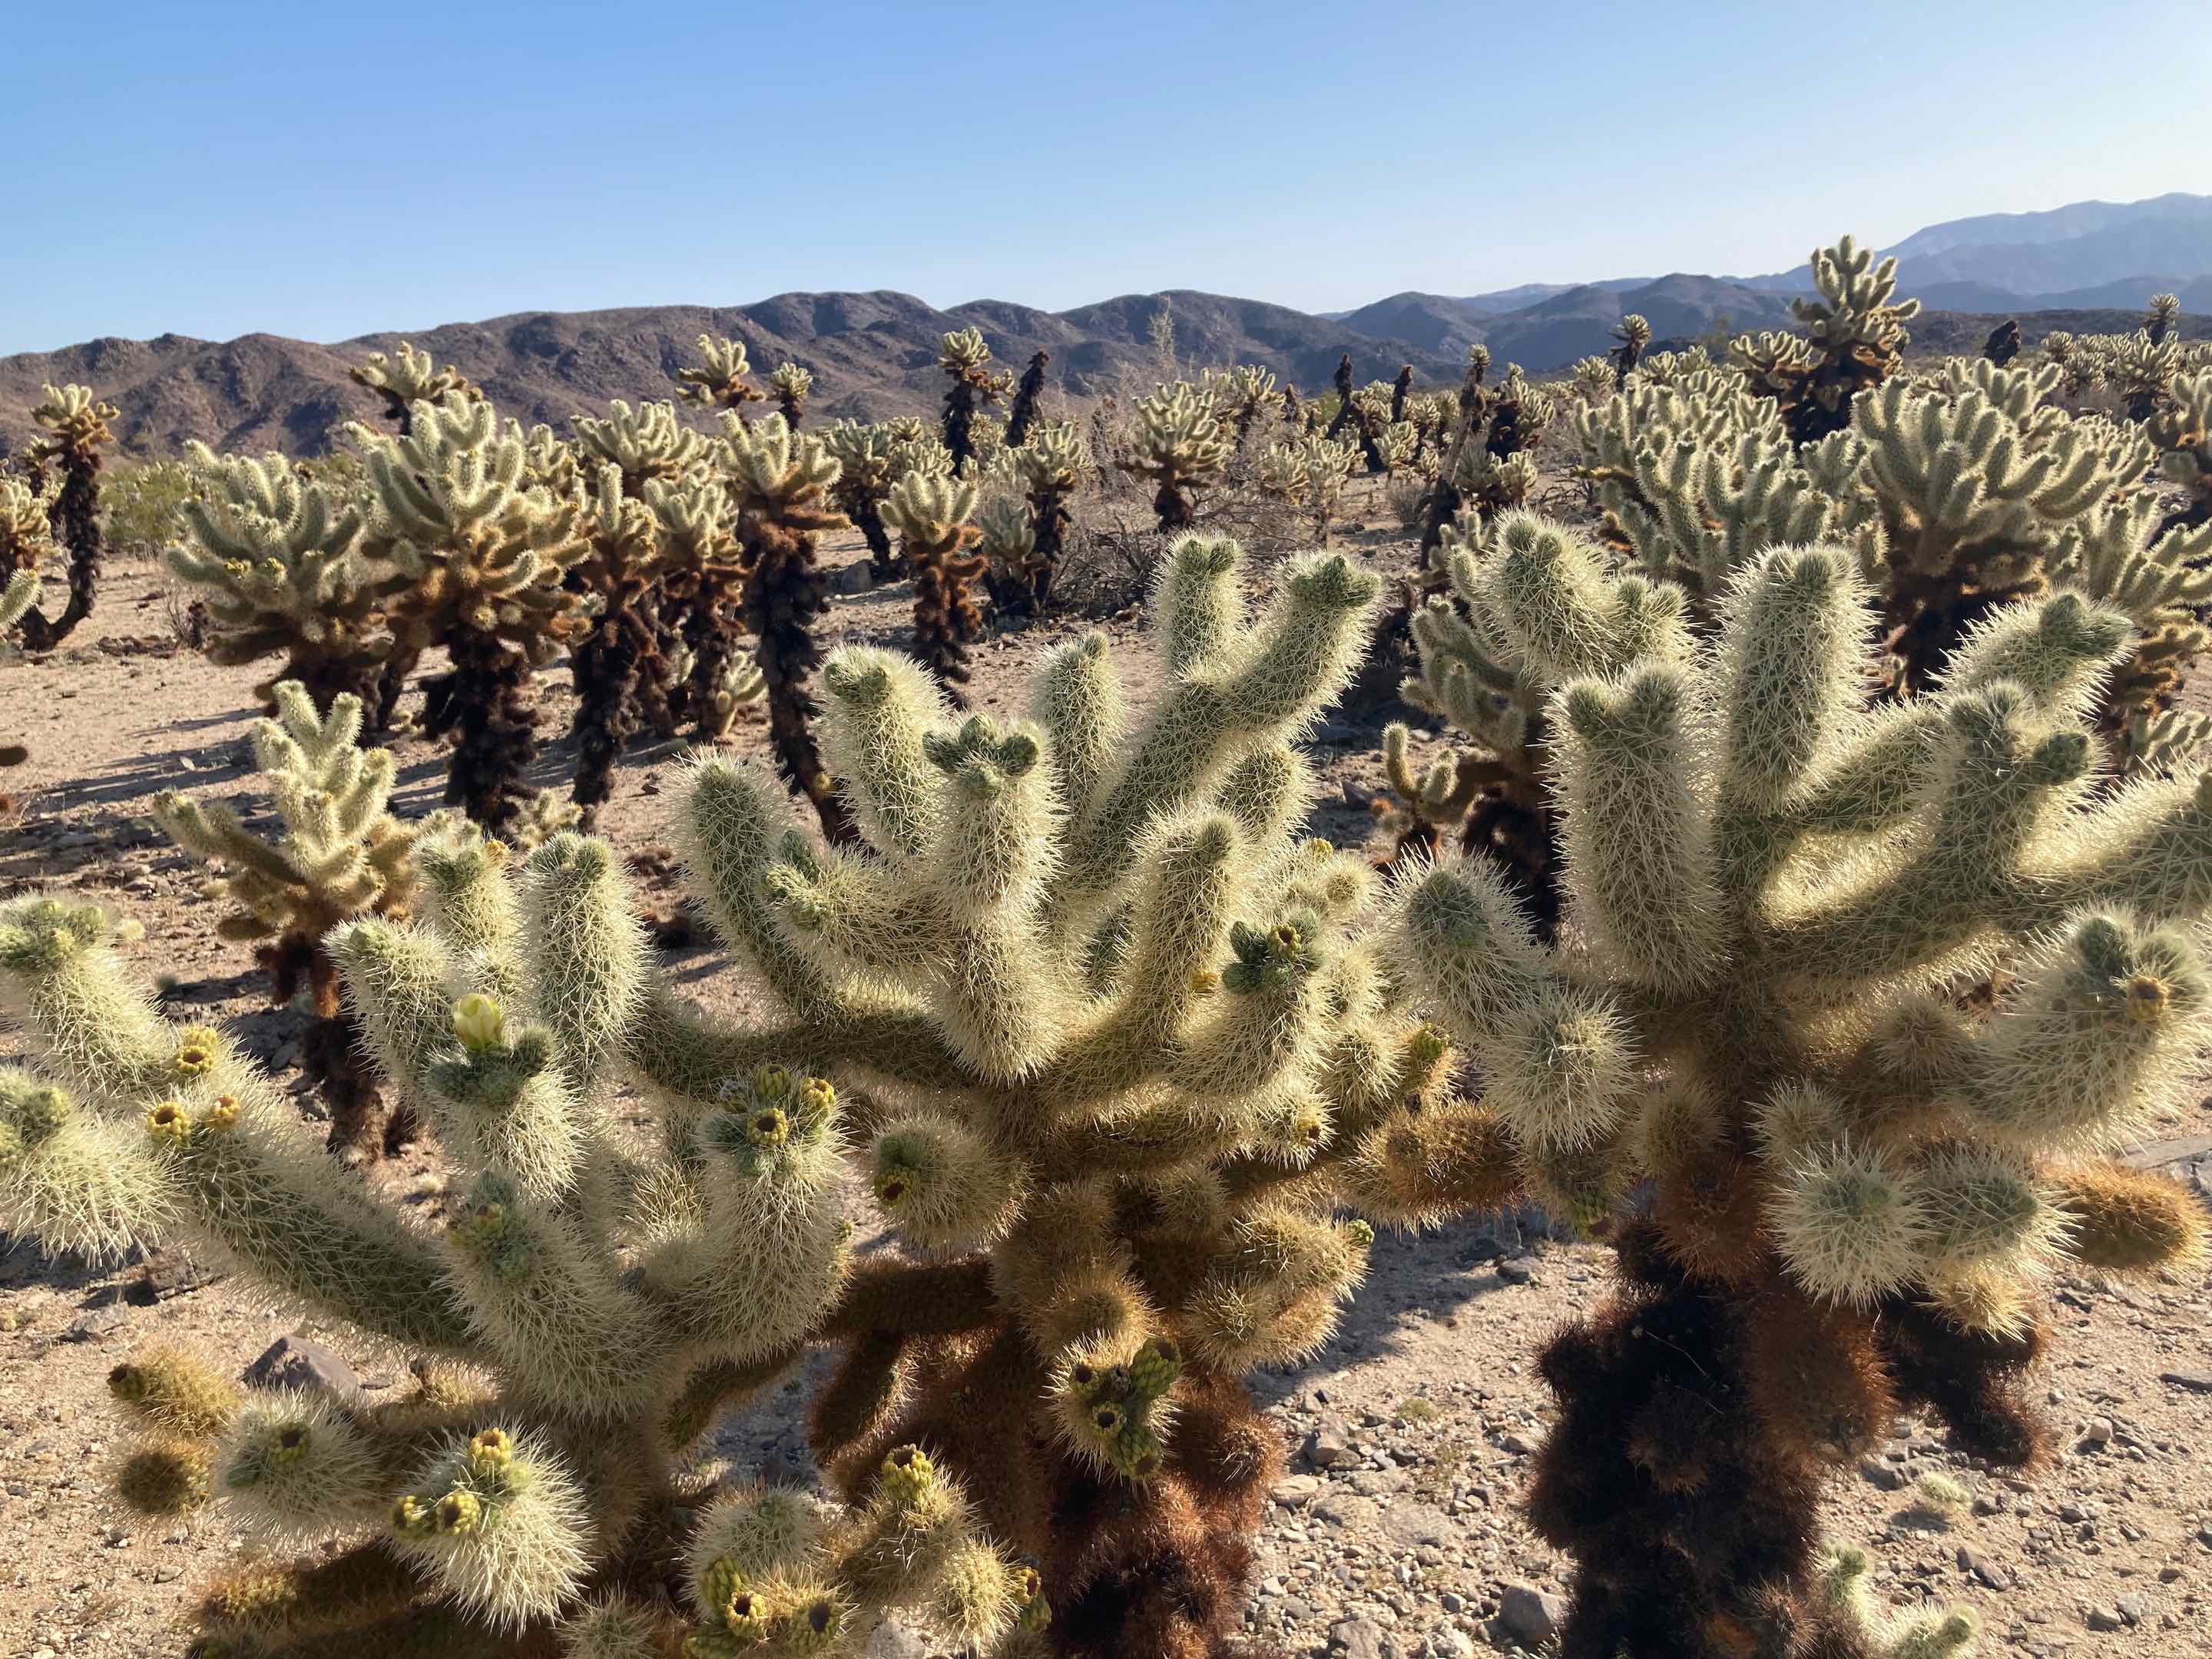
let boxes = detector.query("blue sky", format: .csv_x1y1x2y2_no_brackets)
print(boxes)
5,1,2209,353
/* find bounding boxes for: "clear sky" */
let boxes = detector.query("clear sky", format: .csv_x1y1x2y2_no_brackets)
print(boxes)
6,1,2209,354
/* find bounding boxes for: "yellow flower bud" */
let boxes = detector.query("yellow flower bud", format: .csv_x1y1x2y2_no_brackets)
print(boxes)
452,993,505,1053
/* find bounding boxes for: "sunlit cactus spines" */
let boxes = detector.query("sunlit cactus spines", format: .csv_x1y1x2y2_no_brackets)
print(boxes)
0,475,56,649
939,326,1012,475
349,341,478,434
819,418,907,581
352,391,592,829
1126,380,1231,531
571,398,710,498
2144,290,2182,346
994,418,1086,614
8,382,118,650
565,464,684,818
882,469,985,705
1389,510,1684,931
165,445,407,716
2147,368,2212,531
722,412,855,843
1732,233,1920,442
675,333,765,414
154,679,417,1156
0,538,1552,1657
767,361,813,427
1386,535,2212,1651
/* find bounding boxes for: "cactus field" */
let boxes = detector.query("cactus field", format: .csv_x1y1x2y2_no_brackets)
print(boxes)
2,276,2212,1659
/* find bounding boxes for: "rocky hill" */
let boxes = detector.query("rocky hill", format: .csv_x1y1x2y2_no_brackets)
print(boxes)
0,290,1461,459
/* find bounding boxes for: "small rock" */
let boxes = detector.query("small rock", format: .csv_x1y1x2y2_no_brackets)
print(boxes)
243,1334,358,1400
130,1250,224,1305
1273,1474,1323,1508
1329,1616,1386,1659
61,1303,131,1343
1499,1432,1540,1457
1305,1422,1357,1469
2159,1371,2212,1395
1379,1502,1452,1551
2080,1416,2114,1449
1958,1547,2014,1591
1495,1259,1536,1286
2086,1607,2127,1632
1497,1584,1567,1647
1859,1457,1908,1492
833,562,876,595
2116,1596,2146,1627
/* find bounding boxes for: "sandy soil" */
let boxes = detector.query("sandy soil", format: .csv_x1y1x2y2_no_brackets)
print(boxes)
2,508,2210,1659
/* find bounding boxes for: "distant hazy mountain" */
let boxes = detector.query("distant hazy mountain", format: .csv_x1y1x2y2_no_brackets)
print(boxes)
1742,192,2212,300
1326,194,2212,373
0,290,1462,458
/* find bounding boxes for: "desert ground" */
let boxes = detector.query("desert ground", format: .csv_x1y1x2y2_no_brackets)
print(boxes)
2,498,2210,1659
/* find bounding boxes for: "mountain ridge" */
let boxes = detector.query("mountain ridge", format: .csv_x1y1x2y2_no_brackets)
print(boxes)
8,193,2210,460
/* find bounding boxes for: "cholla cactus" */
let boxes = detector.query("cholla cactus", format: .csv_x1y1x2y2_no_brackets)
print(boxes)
1005,349,1051,449
1387,538,2212,1651
1126,382,1231,531
1854,362,2137,686
1732,234,1919,442
724,413,855,843
1984,317,2023,367
9,383,118,650
768,363,813,428
1609,313,1652,386
153,681,416,1156
1374,420,1418,476
649,469,763,746
0,543,1552,1657
1217,363,1280,443
164,446,407,715
0,475,58,646
2048,492,2212,762
819,420,907,581
1569,355,1618,403
355,392,591,830
1296,435,1360,545
676,334,766,414
565,465,688,817
882,471,985,705
350,343,475,434
2145,292,2182,347
1573,354,2203,728
1254,439,1311,505
2147,369,2212,531
939,328,1011,476
2106,331,2181,422
1572,364,1879,606
1389,512,1676,929
998,419,1085,614
1415,346,1495,552
572,399,710,498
